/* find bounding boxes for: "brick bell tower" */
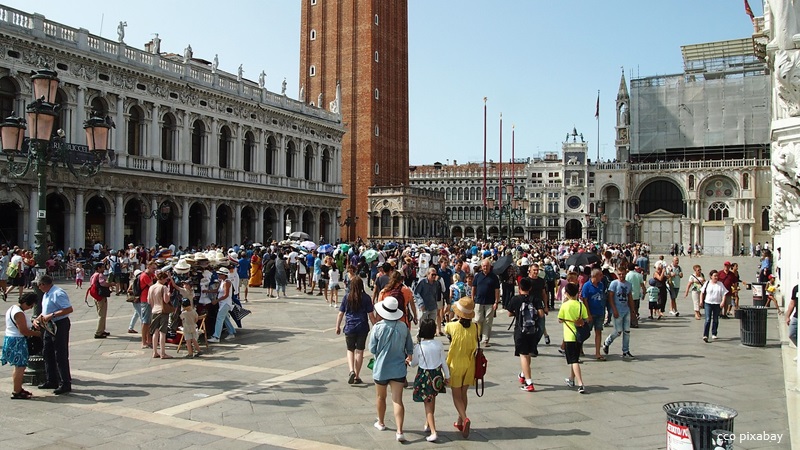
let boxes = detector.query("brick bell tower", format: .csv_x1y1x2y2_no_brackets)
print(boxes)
300,0,410,242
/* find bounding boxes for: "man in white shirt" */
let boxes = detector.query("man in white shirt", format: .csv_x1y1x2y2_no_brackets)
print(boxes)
288,250,299,285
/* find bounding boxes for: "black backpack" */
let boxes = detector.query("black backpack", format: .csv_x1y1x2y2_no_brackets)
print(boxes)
518,297,539,336
131,272,143,297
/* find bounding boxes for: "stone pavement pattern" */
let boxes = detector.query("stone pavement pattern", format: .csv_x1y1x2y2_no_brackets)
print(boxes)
0,255,792,449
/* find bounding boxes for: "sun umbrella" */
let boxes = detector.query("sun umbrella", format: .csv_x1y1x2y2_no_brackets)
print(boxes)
278,240,293,247
384,242,398,250
300,240,317,250
318,243,334,254
363,249,379,263
289,231,311,241
565,251,601,268
338,243,351,253
492,254,515,275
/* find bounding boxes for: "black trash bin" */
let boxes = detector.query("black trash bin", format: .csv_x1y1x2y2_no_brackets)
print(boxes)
751,282,767,306
738,305,768,347
664,401,737,450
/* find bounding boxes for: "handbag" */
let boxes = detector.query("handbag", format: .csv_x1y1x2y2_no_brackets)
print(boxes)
94,276,111,298
161,299,176,315
566,303,592,343
230,304,252,322
367,357,375,370
474,328,487,397
6,263,18,279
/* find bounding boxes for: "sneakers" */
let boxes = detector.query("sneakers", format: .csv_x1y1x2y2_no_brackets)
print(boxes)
565,378,575,388
622,352,636,359
711,335,718,340
426,433,438,442
396,433,406,442
207,337,220,343
224,334,236,341
669,310,680,317
518,373,525,385
373,420,386,431
578,385,586,394
602,343,609,355
520,383,535,392
702,336,708,343
544,335,551,345
348,371,356,385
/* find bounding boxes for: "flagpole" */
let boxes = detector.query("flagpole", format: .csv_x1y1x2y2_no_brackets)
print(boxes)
483,97,487,241
499,113,503,241
596,90,600,162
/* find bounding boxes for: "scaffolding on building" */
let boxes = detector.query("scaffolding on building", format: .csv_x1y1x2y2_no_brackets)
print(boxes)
630,38,770,163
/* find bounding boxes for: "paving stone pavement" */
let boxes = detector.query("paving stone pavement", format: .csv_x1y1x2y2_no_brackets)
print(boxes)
0,255,792,449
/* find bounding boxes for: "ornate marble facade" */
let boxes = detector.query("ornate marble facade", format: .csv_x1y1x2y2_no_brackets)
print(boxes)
0,6,345,250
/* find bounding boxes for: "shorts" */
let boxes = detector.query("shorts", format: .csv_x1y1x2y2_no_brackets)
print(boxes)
564,341,580,365
119,273,130,285
10,276,23,287
150,312,169,335
513,332,537,356
239,278,250,289
345,333,368,351
374,377,407,386
648,301,658,310
330,282,339,291
312,273,320,283
591,315,604,331
669,287,679,301
140,302,153,324
107,273,119,283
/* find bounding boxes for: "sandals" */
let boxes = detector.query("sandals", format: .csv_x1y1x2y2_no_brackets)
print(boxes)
462,418,471,438
595,356,606,361
454,421,463,431
11,390,32,399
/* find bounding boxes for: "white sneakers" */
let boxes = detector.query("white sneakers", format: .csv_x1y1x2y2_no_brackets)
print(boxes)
373,420,386,431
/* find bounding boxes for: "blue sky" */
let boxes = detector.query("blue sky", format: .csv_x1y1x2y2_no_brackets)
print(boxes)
2,0,761,164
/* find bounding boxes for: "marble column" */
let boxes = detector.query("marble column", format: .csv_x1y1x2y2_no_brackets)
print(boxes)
209,201,218,245
114,193,124,250
74,190,85,251
148,197,158,247
181,111,191,164
181,198,190,249
210,118,219,169
233,202,242,245
256,205,265,243
150,103,160,159
115,95,125,159
76,87,86,145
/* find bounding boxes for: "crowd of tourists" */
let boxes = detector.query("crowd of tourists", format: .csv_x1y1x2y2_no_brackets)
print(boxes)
0,236,793,443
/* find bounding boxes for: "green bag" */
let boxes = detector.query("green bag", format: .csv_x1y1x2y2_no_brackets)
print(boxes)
367,357,375,371
6,263,18,279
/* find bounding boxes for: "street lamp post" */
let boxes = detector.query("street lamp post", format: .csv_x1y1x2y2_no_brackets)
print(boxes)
338,209,358,243
487,183,528,242
1,67,111,384
1,67,112,311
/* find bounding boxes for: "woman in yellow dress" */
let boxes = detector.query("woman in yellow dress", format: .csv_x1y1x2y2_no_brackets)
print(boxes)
445,297,479,439
249,249,263,287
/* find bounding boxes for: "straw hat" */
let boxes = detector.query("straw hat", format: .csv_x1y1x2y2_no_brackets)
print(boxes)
452,297,475,320
174,260,191,274
375,296,404,321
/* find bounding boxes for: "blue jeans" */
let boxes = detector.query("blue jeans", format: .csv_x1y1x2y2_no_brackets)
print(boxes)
604,311,631,353
789,316,797,346
129,302,142,330
703,303,721,338
212,303,236,339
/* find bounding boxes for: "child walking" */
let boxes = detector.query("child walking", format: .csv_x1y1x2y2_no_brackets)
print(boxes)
329,266,341,307
179,299,202,358
75,265,85,289
410,319,450,442
647,278,660,320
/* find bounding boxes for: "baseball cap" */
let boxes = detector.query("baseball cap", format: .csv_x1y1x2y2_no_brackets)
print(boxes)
723,261,731,266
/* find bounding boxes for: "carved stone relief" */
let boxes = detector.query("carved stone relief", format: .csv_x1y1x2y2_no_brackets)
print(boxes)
770,140,800,232
774,50,800,117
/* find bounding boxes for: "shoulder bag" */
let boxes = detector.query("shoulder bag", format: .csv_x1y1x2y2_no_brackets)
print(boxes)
474,326,487,397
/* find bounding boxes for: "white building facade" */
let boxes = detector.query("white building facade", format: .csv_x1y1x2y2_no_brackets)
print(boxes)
0,6,345,251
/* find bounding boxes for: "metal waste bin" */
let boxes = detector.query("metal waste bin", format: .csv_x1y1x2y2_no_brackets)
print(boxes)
751,282,766,306
738,305,768,347
664,401,737,450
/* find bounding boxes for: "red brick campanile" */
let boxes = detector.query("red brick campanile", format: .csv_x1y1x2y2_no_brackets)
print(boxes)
300,0,409,241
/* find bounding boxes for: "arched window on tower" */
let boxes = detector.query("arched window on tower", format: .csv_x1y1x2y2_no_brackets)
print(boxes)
310,29,316,41
761,207,770,231
708,202,730,221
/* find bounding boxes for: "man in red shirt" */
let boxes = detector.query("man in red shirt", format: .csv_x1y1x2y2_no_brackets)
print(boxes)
717,261,736,318
138,262,157,347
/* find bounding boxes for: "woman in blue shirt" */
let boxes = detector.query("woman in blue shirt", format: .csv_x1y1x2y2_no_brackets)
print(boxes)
335,277,374,385
368,296,414,442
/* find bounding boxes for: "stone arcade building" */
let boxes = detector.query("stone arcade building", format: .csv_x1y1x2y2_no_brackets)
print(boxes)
0,6,345,251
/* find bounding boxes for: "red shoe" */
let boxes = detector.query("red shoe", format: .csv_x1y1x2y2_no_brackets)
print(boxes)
518,373,525,385
454,421,463,431
462,418,471,438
